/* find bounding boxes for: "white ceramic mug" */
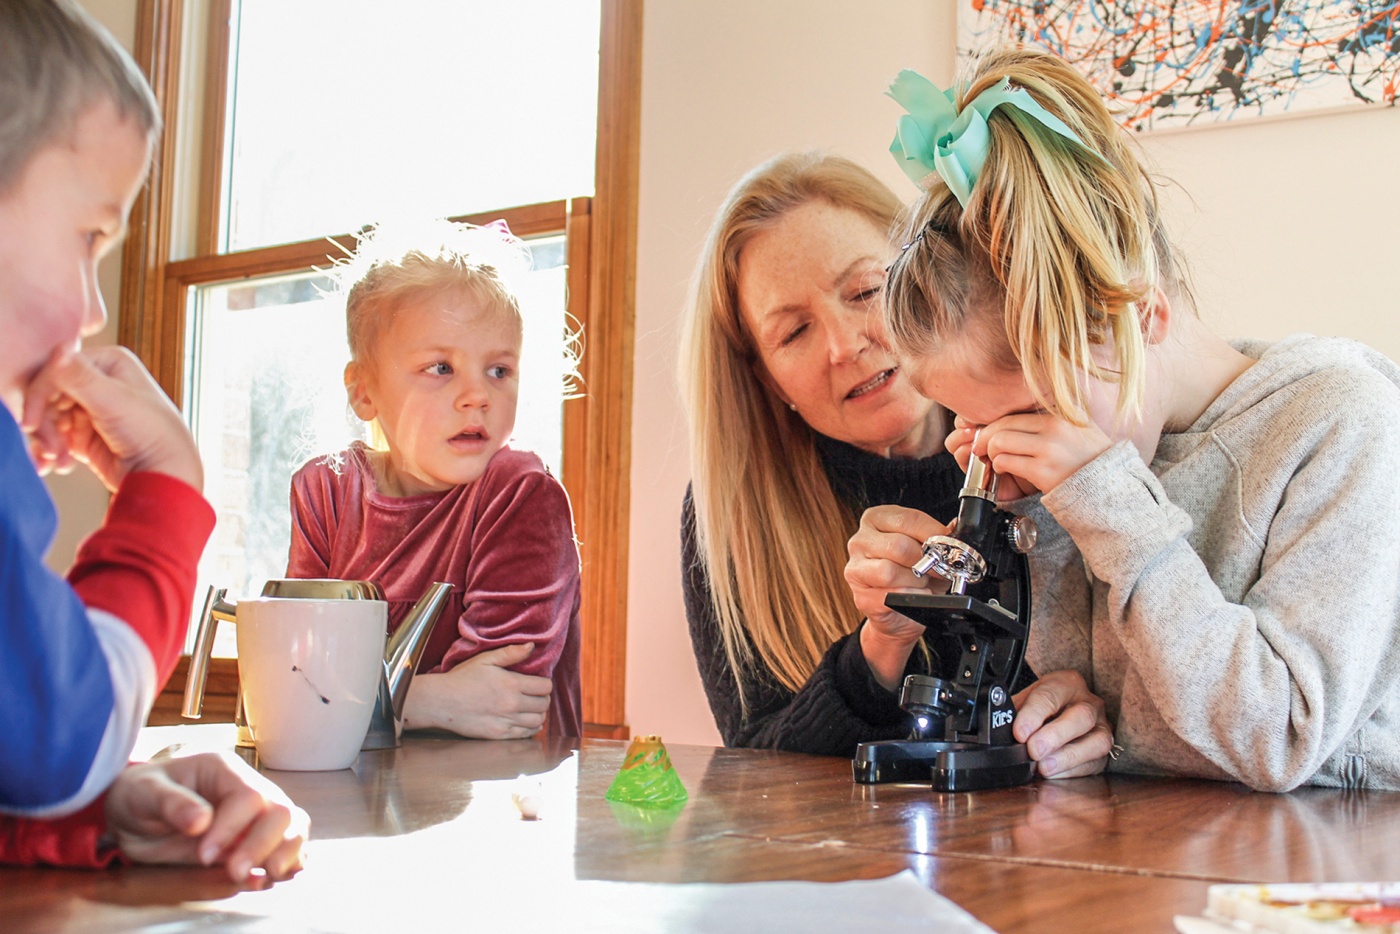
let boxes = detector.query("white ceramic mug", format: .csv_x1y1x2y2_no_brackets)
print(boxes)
236,597,387,771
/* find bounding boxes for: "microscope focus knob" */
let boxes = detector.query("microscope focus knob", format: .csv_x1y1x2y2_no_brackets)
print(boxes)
1007,516,1038,554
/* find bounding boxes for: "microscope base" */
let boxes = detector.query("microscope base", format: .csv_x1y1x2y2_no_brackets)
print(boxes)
852,739,1036,791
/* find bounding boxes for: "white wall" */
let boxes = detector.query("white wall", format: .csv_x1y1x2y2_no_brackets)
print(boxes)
1145,110,1400,360
626,0,1400,745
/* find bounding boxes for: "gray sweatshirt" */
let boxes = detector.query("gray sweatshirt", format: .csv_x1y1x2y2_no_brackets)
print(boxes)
1021,335,1400,791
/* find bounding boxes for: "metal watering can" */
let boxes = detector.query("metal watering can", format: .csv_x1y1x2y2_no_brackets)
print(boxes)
181,579,453,750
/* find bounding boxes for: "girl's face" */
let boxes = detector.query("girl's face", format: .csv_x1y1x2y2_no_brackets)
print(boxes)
736,200,940,458
904,329,1164,464
348,292,521,496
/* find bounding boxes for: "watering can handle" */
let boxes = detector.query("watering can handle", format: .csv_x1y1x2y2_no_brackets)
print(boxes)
181,585,236,718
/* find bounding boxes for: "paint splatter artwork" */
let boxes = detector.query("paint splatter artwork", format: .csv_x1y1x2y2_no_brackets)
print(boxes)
957,0,1400,130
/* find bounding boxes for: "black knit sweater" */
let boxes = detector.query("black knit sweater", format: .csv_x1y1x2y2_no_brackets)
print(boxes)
681,435,972,756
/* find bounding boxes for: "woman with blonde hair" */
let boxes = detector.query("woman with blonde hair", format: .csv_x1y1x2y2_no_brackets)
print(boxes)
680,151,1111,774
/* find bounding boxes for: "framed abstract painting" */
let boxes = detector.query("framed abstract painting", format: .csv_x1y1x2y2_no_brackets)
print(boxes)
957,0,1400,130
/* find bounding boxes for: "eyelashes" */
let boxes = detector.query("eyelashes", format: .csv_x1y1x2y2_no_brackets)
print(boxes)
779,323,809,347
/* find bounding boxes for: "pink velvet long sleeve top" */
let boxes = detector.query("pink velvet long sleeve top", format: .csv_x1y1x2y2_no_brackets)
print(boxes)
286,442,582,737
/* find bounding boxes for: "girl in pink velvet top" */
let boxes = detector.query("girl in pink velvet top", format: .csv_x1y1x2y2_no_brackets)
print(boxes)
286,221,582,740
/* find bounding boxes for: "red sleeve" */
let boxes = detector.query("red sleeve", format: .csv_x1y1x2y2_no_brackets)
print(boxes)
286,465,333,578
438,466,581,679
0,795,120,868
67,472,216,687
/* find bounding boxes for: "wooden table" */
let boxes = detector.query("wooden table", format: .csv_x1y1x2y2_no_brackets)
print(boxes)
4,726,1399,932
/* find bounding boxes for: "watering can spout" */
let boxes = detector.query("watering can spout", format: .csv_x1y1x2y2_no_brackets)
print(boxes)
362,581,453,750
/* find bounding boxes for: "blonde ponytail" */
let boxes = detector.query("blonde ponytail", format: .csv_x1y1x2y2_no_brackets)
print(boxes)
886,48,1191,425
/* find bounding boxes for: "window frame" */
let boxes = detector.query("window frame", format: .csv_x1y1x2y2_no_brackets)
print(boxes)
127,0,640,738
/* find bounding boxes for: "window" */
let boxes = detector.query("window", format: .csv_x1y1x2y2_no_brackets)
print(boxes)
126,0,640,736
220,2,601,253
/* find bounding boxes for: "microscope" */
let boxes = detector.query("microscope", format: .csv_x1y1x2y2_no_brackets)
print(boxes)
852,449,1039,792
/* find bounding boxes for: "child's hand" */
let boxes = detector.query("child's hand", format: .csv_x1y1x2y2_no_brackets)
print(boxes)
403,643,554,740
105,753,308,882
951,412,1112,497
1011,669,1115,779
22,346,203,493
945,416,1039,501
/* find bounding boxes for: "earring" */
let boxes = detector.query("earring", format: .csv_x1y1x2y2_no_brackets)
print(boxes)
788,403,798,411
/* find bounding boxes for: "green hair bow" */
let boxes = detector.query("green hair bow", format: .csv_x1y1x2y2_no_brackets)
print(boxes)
887,69,1104,207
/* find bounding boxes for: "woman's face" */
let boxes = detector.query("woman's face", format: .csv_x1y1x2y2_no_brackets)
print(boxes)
737,200,939,458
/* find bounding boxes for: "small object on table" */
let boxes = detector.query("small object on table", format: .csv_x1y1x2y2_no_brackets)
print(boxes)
605,734,688,808
512,777,545,820
1175,882,1400,933
1171,917,1240,934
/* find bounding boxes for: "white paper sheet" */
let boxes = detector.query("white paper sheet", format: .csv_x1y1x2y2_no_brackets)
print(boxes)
202,869,996,934
550,871,997,934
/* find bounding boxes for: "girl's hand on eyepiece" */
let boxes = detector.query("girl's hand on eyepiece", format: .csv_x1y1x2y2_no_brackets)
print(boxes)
944,418,977,471
973,412,1111,496
944,415,1037,501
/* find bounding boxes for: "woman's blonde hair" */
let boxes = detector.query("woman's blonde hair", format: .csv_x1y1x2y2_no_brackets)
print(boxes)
885,48,1194,423
679,151,904,703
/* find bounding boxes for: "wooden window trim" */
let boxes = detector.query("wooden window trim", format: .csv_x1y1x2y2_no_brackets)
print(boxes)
163,199,575,295
126,0,640,740
194,0,232,257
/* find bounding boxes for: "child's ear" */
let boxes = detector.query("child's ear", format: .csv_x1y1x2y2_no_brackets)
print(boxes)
1141,287,1173,345
345,362,378,421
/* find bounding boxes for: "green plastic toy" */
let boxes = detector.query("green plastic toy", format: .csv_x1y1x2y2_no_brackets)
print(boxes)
605,734,688,808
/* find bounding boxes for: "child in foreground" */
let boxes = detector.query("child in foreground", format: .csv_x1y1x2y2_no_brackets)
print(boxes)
0,0,306,876
286,220,582,739
847,48,1400,791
